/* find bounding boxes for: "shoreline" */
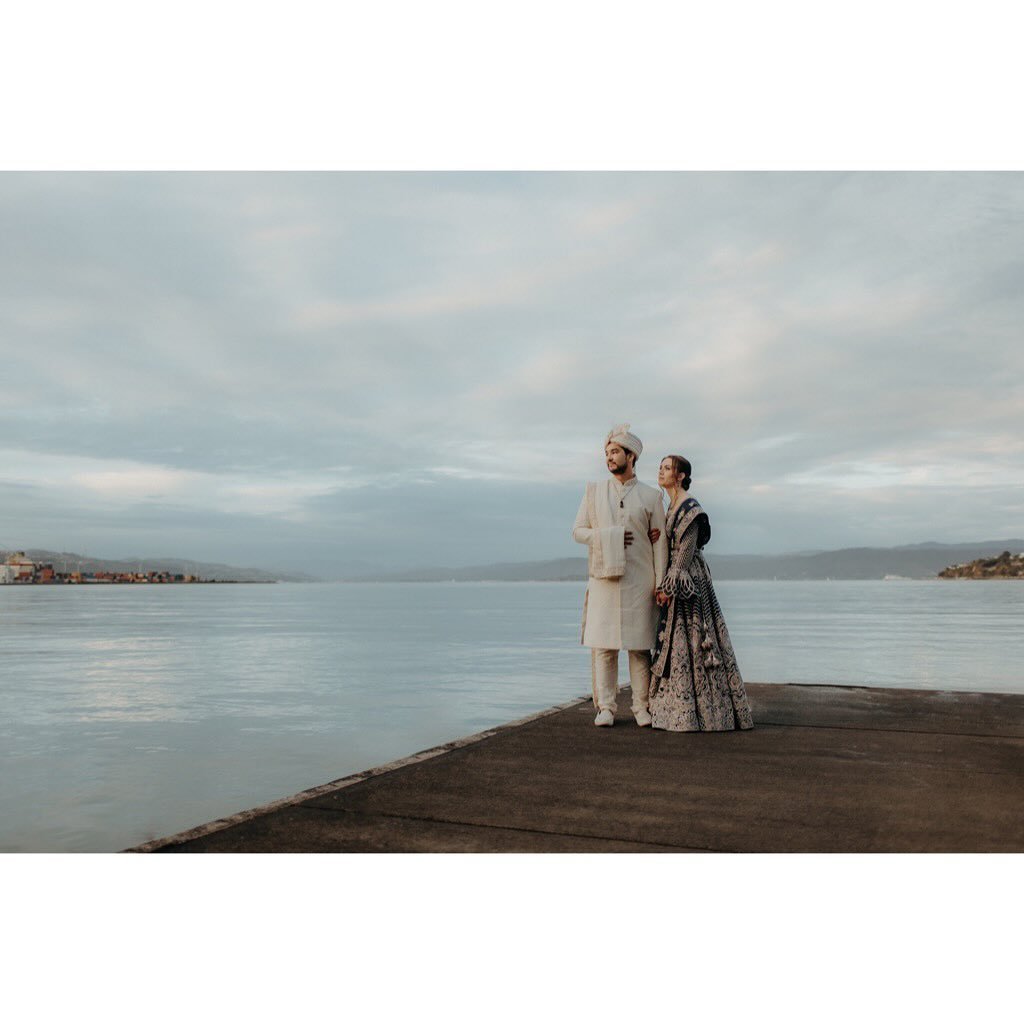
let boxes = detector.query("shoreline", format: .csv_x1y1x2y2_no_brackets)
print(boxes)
0,580,276,586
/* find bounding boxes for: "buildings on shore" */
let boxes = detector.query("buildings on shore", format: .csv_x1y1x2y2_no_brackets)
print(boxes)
939,551,1024,579
0,552,202,585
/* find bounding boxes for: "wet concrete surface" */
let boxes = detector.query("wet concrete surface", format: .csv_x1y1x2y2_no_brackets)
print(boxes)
132,683,1024,853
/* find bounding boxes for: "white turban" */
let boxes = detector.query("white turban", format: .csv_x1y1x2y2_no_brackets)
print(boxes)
606,423,643,458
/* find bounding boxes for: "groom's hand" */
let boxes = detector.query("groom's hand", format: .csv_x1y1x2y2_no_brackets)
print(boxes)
624,531,634,547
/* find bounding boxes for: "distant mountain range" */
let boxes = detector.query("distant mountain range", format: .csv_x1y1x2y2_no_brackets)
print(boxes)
2,550,318,584
342,540,1024,582
8,539,1023,584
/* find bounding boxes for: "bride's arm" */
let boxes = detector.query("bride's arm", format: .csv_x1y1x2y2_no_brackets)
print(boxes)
659,520,700,599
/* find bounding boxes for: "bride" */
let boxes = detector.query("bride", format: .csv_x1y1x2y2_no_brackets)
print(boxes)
648,454,754,732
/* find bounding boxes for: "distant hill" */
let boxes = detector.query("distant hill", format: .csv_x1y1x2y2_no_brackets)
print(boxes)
2,550,319,584
938,550,1024,579
710,540,1024,580
344,540,1024,582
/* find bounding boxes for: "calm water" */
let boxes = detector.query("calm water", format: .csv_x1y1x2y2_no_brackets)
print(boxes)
2,580,1022,852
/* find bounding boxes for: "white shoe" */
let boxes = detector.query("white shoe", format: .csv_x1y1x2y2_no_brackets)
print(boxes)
594,709,615,727
634,708,653,728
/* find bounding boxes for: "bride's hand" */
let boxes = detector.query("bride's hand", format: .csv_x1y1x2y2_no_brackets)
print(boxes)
648,527,661,543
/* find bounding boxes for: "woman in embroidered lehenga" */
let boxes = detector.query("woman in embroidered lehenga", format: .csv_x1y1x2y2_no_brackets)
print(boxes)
648,455,754,732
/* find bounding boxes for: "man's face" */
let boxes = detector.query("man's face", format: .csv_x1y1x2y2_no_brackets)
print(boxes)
605,443,631,476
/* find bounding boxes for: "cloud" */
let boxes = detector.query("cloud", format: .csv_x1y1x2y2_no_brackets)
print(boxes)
73,466,197,499
1,171,1022,571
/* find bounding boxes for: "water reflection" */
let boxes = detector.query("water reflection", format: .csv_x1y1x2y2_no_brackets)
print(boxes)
1,580,1022,851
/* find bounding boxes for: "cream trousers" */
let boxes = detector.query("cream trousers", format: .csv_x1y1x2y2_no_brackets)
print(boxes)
592,648,651,714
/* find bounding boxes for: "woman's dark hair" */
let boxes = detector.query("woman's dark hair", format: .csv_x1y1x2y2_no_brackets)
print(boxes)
665,454,692,489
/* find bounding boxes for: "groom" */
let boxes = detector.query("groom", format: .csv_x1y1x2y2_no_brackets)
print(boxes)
572,424,667,727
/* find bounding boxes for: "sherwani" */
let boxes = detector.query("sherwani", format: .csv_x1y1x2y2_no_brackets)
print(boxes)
572,477,668,713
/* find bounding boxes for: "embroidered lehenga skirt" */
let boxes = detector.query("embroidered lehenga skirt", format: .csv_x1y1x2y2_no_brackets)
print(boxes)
650,549,754,733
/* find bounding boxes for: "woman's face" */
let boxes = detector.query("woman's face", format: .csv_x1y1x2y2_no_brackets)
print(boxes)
657,457,679,488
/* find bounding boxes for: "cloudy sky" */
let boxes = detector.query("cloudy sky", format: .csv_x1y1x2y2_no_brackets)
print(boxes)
1,172,1021,576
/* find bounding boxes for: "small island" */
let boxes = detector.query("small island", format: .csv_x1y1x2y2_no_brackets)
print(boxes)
0,551,259,585
939,551,1024,579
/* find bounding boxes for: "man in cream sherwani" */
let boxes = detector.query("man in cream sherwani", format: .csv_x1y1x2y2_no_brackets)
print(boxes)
572,424,668,727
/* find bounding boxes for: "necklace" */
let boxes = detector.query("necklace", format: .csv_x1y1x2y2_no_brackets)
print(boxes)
666,492,688,523
615,476,637,508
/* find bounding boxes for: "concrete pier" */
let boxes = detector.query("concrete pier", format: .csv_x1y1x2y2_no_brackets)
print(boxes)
130,682,1024,853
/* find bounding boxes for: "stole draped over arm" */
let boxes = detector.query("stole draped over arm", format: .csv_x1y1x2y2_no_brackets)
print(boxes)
572,492,593,546
572,484,625,578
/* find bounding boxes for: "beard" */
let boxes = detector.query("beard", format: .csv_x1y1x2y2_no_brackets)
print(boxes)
609,462,627,475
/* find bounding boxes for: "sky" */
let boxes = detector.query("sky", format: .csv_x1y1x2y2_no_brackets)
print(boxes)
2,171,1022,577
